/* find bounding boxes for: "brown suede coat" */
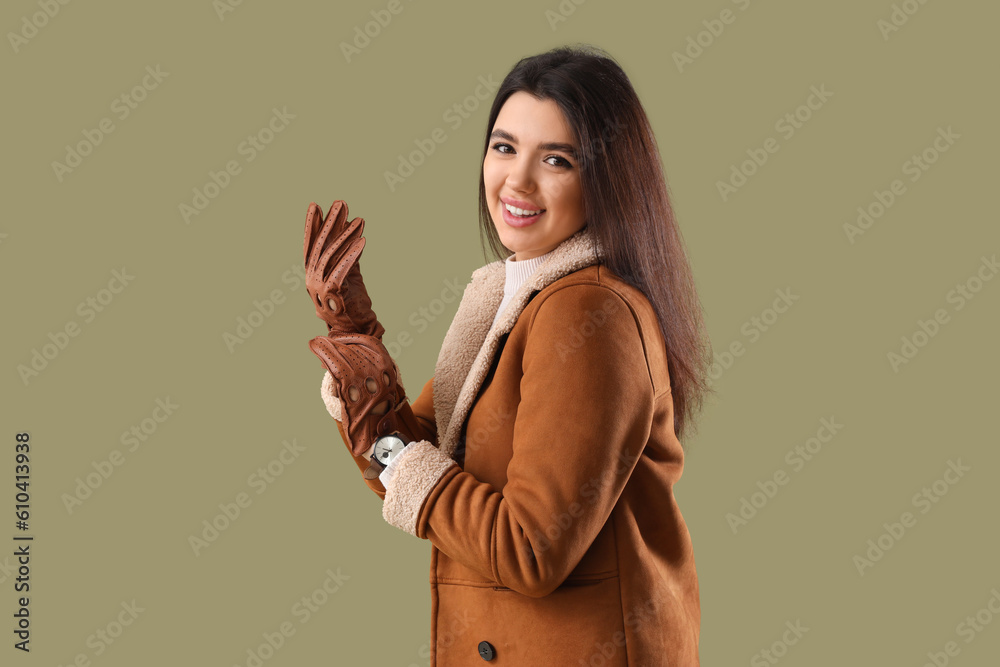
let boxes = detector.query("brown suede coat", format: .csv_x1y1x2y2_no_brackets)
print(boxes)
321,226,700,665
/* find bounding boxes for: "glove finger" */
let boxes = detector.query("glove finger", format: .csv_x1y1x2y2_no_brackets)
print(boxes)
317,215,364,282
308,337,361,401
320,334,395,402
323,235,365,296
309,335,349,373
319,203,361,259
304,202,324,265
306,200,347,276
322,200,353,257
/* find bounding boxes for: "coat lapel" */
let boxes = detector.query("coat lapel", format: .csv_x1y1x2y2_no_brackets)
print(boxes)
433,225,605,460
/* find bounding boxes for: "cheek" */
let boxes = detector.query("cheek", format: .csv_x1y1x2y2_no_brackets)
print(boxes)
553,177,583,215
483,159,502,198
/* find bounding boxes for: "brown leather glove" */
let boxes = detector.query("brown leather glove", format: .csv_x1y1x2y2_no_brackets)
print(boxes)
303,200,384,339
308,332,414,460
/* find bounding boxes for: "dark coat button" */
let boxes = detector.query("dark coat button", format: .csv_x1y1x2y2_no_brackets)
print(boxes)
478,640,495,661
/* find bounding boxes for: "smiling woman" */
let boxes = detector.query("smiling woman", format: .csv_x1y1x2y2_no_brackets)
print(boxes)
483,92,587,260
304,44,712,666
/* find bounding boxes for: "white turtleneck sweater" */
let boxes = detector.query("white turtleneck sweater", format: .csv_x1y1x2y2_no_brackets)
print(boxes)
489,249,555,332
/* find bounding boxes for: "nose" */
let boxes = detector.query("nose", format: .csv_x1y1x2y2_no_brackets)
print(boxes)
505,155,535,193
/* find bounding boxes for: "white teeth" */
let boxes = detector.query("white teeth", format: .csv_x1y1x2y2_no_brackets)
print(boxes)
505,203,542,217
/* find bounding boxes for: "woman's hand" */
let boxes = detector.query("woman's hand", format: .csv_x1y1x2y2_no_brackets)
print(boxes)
308,331,408,458
303,200,385,339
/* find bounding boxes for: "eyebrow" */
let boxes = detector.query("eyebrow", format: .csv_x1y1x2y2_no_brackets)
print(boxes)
490,128,578,159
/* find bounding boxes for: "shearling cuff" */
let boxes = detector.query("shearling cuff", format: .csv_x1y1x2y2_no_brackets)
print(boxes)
382,440,457,537
320,370,342,421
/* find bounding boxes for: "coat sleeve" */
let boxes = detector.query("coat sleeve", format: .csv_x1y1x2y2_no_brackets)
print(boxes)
321,370,439,501
380,285,656,597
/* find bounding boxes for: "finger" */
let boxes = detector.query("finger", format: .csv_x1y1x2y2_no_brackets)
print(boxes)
311,337,376,410
304,202,324,265
308,338,356,393
310,205,362,284
318,213,363,270
324,236,365,293
316,215,363,285
325,199,348,227
323,213,365,252
307,200,344,275
323,200,350,254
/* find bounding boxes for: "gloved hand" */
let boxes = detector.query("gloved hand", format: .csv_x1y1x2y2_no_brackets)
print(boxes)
308,332,412,459
303,200,385,339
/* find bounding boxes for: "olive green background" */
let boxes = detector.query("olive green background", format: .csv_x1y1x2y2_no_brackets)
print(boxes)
2,0,997,665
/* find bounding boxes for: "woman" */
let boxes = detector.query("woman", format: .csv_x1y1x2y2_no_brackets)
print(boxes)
304,44,712,666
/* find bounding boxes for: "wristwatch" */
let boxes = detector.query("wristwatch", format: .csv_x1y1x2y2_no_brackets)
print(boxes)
362,431,409,481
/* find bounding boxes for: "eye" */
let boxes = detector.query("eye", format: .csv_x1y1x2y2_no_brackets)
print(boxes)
491,142,514,154
545,155,573,168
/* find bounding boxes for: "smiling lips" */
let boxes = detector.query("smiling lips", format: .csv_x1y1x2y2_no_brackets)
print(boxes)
500,197,545,227
505,202,542,216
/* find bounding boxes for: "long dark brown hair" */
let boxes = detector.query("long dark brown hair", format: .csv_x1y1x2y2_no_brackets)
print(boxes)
477,44,713,443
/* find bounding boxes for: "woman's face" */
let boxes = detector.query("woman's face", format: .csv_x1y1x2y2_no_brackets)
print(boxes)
483,91,586,261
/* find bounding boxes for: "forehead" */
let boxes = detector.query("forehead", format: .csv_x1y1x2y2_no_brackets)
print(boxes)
494,92,574,142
